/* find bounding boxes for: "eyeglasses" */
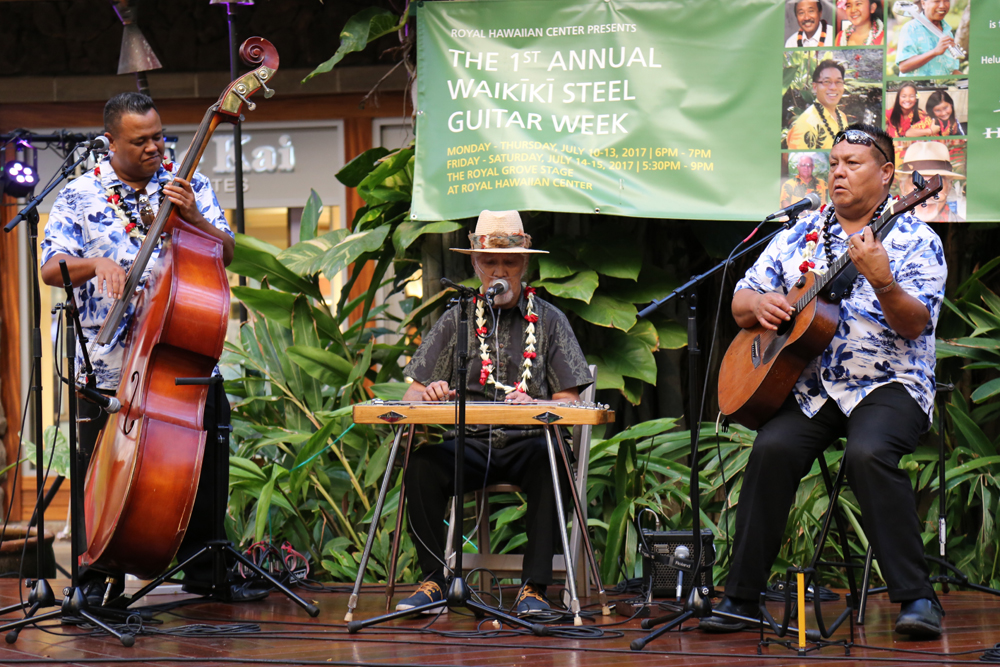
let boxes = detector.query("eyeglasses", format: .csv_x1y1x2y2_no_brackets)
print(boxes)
833,129,892,164
815,78,845,87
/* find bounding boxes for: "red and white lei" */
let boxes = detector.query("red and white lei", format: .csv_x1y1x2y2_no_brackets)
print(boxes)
475,285,538,395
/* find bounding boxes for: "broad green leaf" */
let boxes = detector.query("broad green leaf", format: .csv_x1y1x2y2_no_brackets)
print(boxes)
230,234,324,300
602,329,657,384
600,418,680,449
561,294,637,331
653,319,687,349
286,346,354,387
601,498,633,583
229,456,267,482
622,377,645,404
628,319,659,352
255,465,288,542
535,270,600,302
538,250,590,281
392,220,463,254
369,382,408,401
232,287,295,327
585,354,624,392
291,296,324,411
358,148,415,204
279,230,348,277
317,227,391,279
947,404,993,458
605,266,680,304
579,239,642,281
337,147,391,188
972,378,1000,404
303,7,406,83
300,189,322,243
364,441,392,488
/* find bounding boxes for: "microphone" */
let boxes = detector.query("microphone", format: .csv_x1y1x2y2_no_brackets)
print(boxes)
78,136,110,154
764,192,821,221
673,545,690,601
485,278,510,301
77,385,121,414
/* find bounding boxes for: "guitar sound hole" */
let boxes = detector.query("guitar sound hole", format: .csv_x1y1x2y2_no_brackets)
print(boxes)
763,315,795,365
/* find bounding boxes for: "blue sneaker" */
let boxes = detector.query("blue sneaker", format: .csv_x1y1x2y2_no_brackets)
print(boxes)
514,582,550,615
395,579,447,615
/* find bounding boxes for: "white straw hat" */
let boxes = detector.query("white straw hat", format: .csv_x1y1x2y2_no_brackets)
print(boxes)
451,210,548,254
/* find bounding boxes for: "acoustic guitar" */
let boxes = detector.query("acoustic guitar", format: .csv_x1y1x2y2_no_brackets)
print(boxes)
718,173,943,430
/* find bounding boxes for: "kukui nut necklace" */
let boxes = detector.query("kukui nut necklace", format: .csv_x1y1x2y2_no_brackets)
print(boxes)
813,102,844,144
97,159,175,240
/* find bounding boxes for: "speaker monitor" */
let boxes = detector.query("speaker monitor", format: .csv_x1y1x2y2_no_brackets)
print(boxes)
641,529,715,598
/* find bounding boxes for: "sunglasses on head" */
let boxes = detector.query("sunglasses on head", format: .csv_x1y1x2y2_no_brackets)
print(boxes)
833,129,892,164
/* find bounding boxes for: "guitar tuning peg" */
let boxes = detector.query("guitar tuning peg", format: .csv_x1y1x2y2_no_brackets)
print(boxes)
255,69,275,99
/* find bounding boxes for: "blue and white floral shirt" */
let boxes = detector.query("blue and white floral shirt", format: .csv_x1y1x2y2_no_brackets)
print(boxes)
41,156,231,390
735,209,946,422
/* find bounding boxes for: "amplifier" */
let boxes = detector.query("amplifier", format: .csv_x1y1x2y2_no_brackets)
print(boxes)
641,529,715,598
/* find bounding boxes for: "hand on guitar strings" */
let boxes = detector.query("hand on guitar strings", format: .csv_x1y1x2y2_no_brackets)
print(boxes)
846,227,893,292
504,389,535,404
420,380,457,402
753,292,794,331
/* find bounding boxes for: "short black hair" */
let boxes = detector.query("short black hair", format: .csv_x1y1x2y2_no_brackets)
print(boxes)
841,121,895,183
104,92,157,135
812,59,845,82
795,0,823,13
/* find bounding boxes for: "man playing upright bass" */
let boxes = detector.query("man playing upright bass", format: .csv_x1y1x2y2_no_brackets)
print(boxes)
706,124,947,638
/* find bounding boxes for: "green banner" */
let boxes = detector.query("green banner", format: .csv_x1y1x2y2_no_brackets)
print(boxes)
413,0,995,223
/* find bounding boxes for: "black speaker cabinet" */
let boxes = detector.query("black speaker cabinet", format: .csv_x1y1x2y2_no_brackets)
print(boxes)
641,529,715,598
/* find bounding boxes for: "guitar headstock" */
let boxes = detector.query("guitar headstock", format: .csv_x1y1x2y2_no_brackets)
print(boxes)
217,37,279,120
885,173,944,219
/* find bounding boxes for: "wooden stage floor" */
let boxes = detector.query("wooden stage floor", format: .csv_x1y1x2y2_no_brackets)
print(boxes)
0,579,996,666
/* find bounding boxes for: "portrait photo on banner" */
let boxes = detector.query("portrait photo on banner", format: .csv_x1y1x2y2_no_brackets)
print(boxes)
784,0,836,47
884,79,968,138
891,138,967,222
886,0,969,77
782,49,883,150
778,152,830,208
833,0,886,46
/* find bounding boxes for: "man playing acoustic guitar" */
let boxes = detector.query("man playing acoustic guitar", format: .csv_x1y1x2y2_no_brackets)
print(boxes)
703,124,947,638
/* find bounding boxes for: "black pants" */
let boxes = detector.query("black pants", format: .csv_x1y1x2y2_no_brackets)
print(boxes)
405,435,571,586
78,386,229,586
726,383,934,603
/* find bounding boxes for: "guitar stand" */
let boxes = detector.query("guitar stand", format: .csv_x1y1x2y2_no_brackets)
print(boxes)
344,288,608,632
119,376,319,618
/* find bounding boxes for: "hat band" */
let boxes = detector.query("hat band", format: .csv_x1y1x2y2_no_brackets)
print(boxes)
901,159,954,173
469,231,533,250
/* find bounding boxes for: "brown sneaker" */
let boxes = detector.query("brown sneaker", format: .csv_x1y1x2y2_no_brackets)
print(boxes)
514,583,550,615
395,579,448,615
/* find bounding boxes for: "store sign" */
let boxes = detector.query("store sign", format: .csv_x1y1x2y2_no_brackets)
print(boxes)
33,120,344,214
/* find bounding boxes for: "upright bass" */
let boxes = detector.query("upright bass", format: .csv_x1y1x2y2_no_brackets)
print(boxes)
82,38,279,578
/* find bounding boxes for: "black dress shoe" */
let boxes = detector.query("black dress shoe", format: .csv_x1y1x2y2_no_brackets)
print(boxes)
698,596,760,633
895,598,943,638
182,579,271,602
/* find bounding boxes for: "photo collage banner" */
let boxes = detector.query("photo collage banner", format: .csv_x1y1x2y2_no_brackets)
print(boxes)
412,0,998,222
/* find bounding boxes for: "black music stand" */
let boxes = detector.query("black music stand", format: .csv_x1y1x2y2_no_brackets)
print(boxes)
345,287,544,635
118,375,319,617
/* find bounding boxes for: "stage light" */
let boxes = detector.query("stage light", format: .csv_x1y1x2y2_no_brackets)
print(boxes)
2,159,38,198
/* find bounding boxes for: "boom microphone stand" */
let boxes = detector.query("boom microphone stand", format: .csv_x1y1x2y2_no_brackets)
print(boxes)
0,262,136,646
630,217,797,651
347,281,544,635
0,147,110,640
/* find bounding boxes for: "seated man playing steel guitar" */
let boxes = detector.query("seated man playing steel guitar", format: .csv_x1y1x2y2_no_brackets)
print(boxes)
397,209,592,616
704,124,947,638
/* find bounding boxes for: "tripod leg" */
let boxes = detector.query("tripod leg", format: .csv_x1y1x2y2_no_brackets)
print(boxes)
385,426,415,612
224,544,319,616
543,427,582,626
345,426,405,621
553,428,610,615
631,610,695,651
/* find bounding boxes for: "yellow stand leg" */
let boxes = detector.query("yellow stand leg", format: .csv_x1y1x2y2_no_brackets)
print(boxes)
796,571,807,650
